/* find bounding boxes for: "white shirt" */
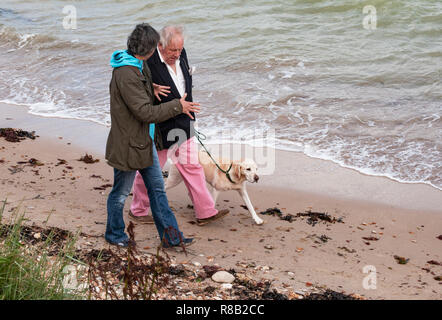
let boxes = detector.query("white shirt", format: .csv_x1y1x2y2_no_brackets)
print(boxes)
157,47,186,98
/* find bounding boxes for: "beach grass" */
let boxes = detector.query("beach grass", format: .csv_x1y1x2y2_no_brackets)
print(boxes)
0,200,86,300
0,199,171,300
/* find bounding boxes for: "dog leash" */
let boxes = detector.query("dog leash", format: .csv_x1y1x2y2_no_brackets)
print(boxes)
194,129,236,184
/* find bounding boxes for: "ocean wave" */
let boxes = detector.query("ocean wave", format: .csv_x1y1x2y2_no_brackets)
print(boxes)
302,144,442,192
0,25,55,48
0,25,96,52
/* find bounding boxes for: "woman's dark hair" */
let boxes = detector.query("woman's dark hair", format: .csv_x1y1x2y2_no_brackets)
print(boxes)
127,23,160,57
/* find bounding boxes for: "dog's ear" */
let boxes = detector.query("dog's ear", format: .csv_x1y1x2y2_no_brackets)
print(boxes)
233,163,243,181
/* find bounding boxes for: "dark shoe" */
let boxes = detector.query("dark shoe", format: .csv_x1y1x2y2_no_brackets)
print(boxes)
106,238,136,248
162,237,196,248
128,210,155,224
196,209,229,226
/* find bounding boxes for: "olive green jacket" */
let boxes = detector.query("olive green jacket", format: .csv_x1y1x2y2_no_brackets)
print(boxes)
105,65,182,171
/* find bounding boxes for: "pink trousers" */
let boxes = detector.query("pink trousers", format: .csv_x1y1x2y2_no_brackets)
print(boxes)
130,138,218,219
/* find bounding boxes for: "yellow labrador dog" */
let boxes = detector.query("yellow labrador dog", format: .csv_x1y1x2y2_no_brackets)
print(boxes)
165,150,263,225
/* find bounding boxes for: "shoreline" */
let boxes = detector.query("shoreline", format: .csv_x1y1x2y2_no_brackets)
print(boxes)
3,101,441,193
1,102,441,214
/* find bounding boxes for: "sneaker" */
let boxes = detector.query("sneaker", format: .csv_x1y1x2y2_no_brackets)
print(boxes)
196,209,229,226
128,210,155,224
106,238,136,248
162,237,196,248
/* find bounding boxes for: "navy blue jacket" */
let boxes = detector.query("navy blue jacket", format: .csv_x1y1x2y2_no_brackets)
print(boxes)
145,48,194,150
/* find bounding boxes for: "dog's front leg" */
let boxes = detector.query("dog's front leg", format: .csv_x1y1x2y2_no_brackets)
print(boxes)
238,186,263,225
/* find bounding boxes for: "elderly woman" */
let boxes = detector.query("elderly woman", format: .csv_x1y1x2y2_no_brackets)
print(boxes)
105,23,200,247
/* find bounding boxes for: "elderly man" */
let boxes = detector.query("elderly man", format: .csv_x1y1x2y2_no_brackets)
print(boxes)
129,25,229,226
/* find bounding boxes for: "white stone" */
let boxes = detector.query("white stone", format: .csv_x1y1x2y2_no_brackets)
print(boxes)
212,271,235,283
193,261,201,267
221,283,233,290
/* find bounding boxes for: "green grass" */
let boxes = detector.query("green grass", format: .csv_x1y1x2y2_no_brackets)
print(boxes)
0,200,86,300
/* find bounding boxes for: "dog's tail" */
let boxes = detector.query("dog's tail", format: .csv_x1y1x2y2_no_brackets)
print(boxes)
165,164,183,190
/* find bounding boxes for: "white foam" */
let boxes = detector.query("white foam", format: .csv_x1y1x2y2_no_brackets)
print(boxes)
302,144,442,192
17,33,36,48
0,99,110,127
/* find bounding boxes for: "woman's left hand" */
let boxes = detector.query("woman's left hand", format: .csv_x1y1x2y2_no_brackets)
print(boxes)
153,83,171,101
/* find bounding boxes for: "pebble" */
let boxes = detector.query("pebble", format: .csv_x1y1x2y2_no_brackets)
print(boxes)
288,272,295,277
33,233,41,239
193,262,201,267
221,283,233,290
212,271,235,283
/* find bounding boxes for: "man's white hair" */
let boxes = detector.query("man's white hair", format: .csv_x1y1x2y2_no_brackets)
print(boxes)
159,25,184,47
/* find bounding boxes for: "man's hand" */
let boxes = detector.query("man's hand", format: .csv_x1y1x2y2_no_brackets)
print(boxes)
153,83,171,101
180,93,200,119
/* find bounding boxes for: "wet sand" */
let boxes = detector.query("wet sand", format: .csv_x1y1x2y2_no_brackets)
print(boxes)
1,102,441,300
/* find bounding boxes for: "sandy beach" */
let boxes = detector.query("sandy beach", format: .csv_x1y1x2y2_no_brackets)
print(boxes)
1,102,441,300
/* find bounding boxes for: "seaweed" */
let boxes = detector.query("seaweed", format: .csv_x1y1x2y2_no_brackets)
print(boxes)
259,208,344,226
259,207,282,217
93,184,113,191
78,153,99,164
304,289,359,300
87,221,173,300
0,128,37,142
296,210,343,226
394,255,410,265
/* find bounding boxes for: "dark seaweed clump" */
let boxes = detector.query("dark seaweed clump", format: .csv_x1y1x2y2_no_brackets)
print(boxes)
0,128,37,142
